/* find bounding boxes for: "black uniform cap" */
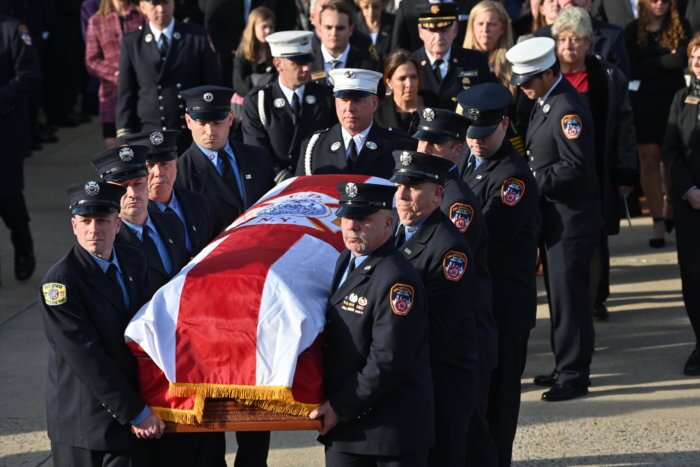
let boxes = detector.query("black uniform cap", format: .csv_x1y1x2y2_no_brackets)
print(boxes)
181,85,234,122
457,83,511,139
122,130,180,162
417,2,458,30
91,145,149,182
412,107,470,143
390,150,453,185
335,183,396,218
68,181,125,216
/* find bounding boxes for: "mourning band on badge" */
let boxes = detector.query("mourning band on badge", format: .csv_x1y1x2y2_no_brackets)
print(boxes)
449,203,474,233
390,283,414,316
442,250,467,282
561,114,582,140
500,178,526,207
43,283,67,306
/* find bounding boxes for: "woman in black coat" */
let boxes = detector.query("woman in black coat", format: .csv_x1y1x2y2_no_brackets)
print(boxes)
353,0,394,63
553,7,638,319
625,0,691,247
232,7,276,99
374,49,438,137
662,33,700,376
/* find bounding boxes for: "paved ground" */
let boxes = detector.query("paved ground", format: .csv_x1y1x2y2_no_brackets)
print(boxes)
1,121,699,466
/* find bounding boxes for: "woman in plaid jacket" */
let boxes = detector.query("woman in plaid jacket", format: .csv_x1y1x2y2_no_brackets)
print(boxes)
86,0,144,148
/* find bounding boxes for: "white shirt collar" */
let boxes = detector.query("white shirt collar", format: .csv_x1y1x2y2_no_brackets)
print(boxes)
321,44,351,68
150,19,175,43
425,48,451,66
538,74,563,106
341,123,373,155
278,77,305,105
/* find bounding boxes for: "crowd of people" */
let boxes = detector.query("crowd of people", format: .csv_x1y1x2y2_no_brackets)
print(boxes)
0,0,699,466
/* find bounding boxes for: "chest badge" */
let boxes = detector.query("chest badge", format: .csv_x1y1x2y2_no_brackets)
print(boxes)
273,98,285,109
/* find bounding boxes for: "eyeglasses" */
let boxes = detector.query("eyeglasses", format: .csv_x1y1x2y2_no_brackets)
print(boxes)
556,36,586,45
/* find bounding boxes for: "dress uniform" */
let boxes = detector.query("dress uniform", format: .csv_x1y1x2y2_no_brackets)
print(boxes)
177,85,276,237
663,74,700,375
40,181,153,466
391,151,478,467
317,183,434,466
411,107,498,466
123,129,214,255
0,14,40,284
242,31,337,181
458,83,539,466
413,3,494,110
297,68,415,178
92,145,189,298
116,1,221,154
507,38,601,401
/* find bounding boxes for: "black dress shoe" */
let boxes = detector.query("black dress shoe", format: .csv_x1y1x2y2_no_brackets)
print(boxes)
593,304,609,321
649,237,665,248
541,382,588,402
15,252,36,281
684,349,700,376
533,371,559,386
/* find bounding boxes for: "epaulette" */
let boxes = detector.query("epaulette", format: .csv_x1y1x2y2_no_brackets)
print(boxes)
303,128,331,175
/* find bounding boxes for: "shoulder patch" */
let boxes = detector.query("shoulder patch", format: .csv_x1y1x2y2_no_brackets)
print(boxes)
449,203,474,233
443,250,467,282
390,283,414,316
43,283,67,306
561,114,582,140
18,24,32,46
500,178,526,207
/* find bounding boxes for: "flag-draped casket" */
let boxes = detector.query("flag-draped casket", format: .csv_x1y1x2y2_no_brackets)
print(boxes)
125,174,389,424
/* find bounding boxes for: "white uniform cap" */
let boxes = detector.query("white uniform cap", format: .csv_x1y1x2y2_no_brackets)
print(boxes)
505,37,557,85
267,31,314,62
329,68,383,97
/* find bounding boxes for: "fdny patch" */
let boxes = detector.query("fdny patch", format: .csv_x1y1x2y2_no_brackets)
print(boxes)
390,283,414,316
443,251,467,282
500,178,526,207
42,283,67,306
449,203,474,233
561,114,582,140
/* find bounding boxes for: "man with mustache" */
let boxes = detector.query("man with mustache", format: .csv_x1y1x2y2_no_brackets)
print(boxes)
123,129,214,255
310,182,434,466
92,144,189,298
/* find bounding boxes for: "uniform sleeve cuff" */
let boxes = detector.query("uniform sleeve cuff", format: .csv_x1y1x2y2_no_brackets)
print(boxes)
130,406,151,426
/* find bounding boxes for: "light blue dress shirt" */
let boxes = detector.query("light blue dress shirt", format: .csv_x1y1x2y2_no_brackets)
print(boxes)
121,216,173,275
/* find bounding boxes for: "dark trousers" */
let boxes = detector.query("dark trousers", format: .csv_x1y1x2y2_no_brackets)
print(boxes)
325,446,428,467
590,233,610,308
465,370,497,467
428,369,475,467
51,441,144,467
680,263,700,348
486,331,530,467
0,192,33,254
541,233,597,385
146,432,227,467
234,431,271,467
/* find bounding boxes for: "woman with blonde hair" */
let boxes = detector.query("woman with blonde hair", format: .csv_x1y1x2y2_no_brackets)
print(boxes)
625,0,691,247
85,0,143,148
463,1,515,95
663,33,700,375
232,6,277,98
